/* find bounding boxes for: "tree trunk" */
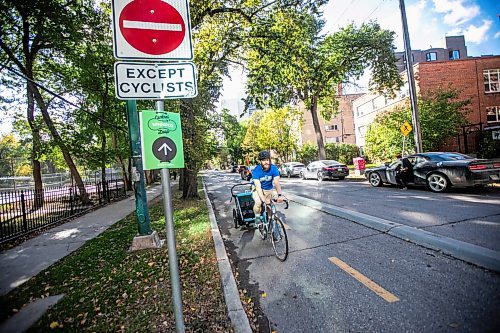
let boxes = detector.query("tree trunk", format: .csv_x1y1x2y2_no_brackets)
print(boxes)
127,158,132,191
26,83,44,208
182,168,198,199
310,97,326,159
112,133,130,190
180,102,199,198
32,89,89,203
100,118,107,199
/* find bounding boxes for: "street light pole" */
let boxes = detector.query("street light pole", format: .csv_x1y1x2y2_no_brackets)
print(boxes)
399,0,423,153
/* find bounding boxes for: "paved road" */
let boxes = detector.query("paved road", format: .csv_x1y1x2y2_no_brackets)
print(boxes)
283,177,500,251
204,171,500,333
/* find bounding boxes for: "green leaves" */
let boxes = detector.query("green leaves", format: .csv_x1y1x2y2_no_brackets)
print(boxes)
364,88,472,162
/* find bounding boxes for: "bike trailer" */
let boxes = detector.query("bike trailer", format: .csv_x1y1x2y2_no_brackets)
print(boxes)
230,183,255,227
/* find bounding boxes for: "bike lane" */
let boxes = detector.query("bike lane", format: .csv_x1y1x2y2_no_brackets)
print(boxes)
204,171,500,333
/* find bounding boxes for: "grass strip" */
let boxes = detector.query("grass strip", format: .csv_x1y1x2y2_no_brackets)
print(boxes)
0,182,233,332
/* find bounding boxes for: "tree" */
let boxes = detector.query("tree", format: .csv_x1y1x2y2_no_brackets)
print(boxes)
0,0,94,204
0,134,21,176
364,88,471,162
241,106,302,162
176,0,327,198
246,10,403,159
220,109,246,164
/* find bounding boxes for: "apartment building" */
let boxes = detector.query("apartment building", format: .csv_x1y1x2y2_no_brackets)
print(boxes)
300,93,363,146
395,35,468,73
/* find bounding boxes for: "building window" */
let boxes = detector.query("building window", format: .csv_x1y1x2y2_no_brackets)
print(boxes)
326,136,341,143
426,52,437,61
449,50,460,60
486,106,500,123
325,124,338,131
358,125,366,138
484,69,500,93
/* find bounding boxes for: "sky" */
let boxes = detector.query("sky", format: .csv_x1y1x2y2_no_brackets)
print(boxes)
219,0,500,111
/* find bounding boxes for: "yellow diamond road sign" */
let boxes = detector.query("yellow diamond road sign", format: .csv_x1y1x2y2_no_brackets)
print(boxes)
400,121,412,137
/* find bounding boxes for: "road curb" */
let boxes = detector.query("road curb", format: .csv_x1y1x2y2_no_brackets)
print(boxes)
202,177,252,333
286,193,500,273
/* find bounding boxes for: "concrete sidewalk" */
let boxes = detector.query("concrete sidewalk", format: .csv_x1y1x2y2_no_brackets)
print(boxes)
0,184,163,296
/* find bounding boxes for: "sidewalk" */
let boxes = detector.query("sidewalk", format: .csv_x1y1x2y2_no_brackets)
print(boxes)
0,184,163,296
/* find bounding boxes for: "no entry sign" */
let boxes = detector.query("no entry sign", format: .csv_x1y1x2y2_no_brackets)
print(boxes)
112,0,193,60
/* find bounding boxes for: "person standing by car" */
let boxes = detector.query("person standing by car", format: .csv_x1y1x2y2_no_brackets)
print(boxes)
252,151,284,225
395,155,412,189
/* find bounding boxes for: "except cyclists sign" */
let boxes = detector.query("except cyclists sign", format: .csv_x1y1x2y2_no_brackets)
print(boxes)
114,62,197,100
140,110,184,170
112,0,193,60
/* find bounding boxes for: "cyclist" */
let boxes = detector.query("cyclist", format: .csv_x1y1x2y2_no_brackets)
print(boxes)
251,150,284,225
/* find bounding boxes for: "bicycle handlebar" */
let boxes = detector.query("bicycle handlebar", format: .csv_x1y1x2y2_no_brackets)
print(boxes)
272,198,289,209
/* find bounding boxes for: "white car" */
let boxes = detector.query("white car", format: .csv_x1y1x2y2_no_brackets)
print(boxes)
280,162,306,178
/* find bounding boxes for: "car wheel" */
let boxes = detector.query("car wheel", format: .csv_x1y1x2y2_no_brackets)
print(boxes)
427,173,449,193
301,171,306,180
338,176,345,180
317,171,324,181
369,172,383,187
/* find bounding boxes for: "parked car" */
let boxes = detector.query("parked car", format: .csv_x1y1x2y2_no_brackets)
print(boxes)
280,162,306,178
365,152,500,193
300,160,350,181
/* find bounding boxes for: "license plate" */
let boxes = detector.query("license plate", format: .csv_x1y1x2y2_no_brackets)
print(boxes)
338,168,343,171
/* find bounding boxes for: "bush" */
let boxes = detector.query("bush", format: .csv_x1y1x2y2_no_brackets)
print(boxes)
325,143,358,164
479,134,500,159
296,143,318,164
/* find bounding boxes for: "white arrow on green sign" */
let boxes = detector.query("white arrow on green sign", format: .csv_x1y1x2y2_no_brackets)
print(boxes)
140,110,184,170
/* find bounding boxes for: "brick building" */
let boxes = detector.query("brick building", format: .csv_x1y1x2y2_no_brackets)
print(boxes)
300,93,362,146
414,56,500,153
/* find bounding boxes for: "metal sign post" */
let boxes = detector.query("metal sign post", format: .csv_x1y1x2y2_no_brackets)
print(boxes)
155,101,185,333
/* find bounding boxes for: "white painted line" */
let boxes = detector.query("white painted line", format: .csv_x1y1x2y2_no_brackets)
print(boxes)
122,20,182,31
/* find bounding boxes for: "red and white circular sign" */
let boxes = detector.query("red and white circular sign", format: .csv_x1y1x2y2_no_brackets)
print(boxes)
119,0,186,55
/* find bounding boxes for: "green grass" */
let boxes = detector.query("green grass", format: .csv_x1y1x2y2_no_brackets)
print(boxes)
0,181,232,332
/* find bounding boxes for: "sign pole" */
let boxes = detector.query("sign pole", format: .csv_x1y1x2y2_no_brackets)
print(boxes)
156,100,185,333
127,100,152,235
402,135,406,157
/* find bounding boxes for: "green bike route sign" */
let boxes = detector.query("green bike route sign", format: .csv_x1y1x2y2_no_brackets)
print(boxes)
139,110,184,170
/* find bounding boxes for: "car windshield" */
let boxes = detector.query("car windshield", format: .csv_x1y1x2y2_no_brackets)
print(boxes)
322,160,341,166
292,164,305,168
427,153,474,161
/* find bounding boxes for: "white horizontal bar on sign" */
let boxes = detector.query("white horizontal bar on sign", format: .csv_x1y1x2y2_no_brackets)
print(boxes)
122,20,182,32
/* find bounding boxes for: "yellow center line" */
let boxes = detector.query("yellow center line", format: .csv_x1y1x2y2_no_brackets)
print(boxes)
329,256,399,303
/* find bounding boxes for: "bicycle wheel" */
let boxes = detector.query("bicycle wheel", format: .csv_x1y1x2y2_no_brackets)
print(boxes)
271,216,288,261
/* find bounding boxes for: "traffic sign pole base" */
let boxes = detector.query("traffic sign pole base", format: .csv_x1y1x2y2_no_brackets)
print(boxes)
130,230,164,251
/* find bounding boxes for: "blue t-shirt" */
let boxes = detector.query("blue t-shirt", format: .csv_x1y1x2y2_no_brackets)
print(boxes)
252,164,280,190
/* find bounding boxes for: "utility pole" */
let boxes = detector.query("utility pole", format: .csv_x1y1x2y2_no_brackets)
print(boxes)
399,0,423,153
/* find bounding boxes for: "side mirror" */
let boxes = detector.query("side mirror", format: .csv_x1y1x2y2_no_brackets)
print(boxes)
384,162,389,167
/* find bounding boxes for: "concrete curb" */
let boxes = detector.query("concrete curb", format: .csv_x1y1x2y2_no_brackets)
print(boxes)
286,193,500,273
202,177,252,333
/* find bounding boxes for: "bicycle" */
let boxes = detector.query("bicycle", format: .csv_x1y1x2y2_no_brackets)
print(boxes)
257,198,289,261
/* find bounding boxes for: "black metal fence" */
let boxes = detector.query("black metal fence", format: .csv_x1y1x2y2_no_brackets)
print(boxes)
0,179,127,243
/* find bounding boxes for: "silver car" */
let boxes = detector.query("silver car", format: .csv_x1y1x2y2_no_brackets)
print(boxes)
280,162,305,178
301,160,349,181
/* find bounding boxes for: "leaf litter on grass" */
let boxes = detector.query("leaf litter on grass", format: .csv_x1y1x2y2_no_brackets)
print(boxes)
0,187,234,332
